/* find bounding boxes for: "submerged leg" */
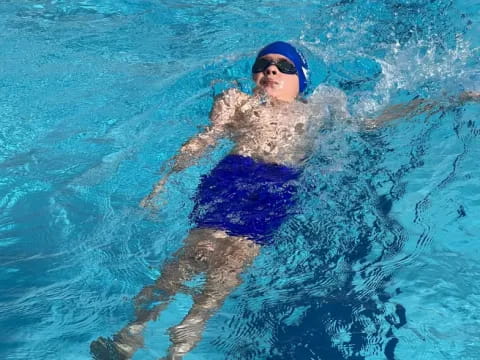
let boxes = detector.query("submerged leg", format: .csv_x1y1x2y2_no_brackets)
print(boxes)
91,229,219,359
165,233,260,359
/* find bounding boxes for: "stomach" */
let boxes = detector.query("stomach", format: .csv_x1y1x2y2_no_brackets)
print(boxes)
230,129,310,166
230,146,307,167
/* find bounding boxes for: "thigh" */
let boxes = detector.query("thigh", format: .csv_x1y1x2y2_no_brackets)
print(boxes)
162,228,260,296
206,233,260,281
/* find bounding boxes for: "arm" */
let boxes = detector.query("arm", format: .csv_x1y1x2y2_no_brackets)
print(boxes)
368,91,480,128
140,88,241,208
139,126,223,208
370,98,437,126
459,91,480,103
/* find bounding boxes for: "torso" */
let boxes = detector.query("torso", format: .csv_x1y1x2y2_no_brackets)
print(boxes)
223,90,321,167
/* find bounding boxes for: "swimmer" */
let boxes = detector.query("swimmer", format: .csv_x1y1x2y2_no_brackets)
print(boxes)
90,41,329,360
90,41,479,360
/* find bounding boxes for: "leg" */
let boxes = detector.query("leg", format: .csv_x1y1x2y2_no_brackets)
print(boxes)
91,229,221,359
165,233,260,359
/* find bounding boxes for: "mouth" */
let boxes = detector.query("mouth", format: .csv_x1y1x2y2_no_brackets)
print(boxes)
261,79,281,88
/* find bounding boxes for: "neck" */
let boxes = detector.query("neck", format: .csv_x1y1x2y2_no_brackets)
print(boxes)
254,88,297,105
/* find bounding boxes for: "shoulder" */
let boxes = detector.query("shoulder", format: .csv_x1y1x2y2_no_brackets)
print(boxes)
210,88,250,124
214,88,249,107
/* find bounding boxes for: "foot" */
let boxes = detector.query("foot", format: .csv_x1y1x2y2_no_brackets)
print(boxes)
115,323,145,348
165,319,203,359
90,336,131,360
90,324,145,360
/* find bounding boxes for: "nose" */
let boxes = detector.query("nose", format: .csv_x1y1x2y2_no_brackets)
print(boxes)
264,64,278,75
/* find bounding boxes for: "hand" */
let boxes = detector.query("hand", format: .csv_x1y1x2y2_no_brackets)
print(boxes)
139,193,157,209
139,194,154,209
364,117,380,130
139,176,169,209
459,91,480,103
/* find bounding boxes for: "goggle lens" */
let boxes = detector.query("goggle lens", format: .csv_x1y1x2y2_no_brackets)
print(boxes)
252,58,297,75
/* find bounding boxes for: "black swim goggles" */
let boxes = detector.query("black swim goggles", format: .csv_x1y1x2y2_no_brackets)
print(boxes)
251,58,298,75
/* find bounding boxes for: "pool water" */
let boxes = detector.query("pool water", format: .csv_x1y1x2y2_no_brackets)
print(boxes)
1,0,479,359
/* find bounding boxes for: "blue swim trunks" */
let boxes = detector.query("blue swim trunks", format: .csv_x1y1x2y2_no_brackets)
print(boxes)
191,155,301,244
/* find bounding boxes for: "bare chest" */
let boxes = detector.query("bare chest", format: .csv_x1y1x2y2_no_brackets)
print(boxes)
228,100,314,164
234,101,308,137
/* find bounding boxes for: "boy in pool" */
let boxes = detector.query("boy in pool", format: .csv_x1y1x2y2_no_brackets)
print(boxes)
90,42,479,359
91,41,340,360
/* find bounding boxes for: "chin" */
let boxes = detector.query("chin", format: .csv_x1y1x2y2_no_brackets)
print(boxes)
262,87,280,98
256,86,285,101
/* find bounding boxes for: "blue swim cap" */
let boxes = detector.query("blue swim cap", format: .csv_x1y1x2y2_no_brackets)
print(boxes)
255,41,309,93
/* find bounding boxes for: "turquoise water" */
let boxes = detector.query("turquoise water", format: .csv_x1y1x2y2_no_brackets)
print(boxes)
1,0,479,359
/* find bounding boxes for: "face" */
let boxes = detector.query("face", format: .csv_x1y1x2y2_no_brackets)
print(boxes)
252,54,300,102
